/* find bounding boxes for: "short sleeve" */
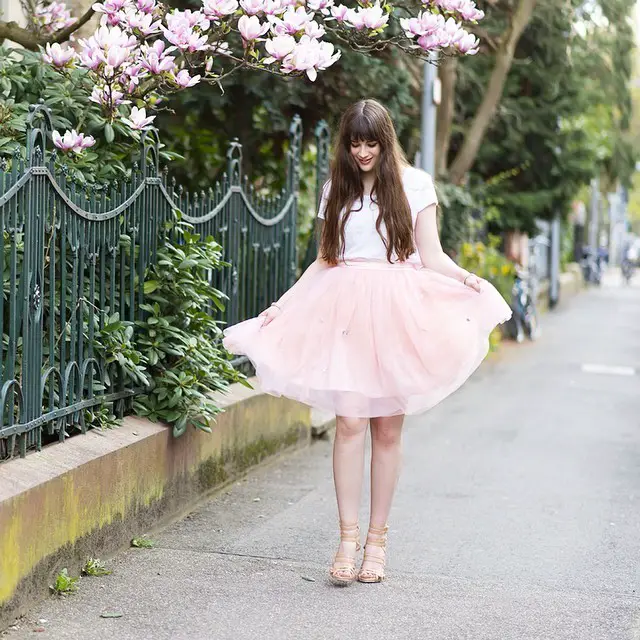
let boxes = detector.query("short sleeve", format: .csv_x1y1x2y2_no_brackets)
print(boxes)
415,171,438,212
402,166,438,217
317,180,330,220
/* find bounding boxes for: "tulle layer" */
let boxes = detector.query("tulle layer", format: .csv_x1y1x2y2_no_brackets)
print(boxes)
223,261,512,418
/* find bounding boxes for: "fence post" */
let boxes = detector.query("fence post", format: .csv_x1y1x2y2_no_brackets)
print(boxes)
287,116,303,287
20,106,49,454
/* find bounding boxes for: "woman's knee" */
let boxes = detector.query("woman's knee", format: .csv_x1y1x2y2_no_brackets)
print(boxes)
335,416,368,440
371,417,403,447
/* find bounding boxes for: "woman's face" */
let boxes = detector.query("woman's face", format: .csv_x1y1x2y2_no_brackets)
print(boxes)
350,139,381,173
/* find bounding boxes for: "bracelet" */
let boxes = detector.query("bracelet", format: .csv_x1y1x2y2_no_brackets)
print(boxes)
463,273,472,286
270,302,281,310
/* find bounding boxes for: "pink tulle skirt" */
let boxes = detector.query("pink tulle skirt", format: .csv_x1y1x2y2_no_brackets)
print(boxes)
223,260,512,418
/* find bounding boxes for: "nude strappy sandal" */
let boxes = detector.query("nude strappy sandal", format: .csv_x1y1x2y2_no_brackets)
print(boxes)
357,525,388,583
328,523,361,586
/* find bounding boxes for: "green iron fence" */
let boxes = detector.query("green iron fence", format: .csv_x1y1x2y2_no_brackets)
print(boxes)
0,103,310,461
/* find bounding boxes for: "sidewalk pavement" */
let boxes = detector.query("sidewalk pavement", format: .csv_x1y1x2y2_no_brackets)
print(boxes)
4,271,640,640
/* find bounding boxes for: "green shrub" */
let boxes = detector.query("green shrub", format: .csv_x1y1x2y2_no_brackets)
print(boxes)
457,236,517,302
133,219,246,437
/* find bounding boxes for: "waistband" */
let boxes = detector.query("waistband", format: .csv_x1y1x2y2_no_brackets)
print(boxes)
337,259,423,271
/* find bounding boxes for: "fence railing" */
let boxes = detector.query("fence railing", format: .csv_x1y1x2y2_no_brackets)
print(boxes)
0,103,309,460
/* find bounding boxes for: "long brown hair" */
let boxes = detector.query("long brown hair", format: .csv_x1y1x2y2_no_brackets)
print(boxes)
320,99,414,264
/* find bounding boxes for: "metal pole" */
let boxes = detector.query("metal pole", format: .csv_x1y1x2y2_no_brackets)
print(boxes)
588,176,599,250
549,213,560,308
420,51,438,176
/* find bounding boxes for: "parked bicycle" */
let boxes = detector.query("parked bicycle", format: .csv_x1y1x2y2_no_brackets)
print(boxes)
621,258,635,285
580,246,603,285
509,266,540,343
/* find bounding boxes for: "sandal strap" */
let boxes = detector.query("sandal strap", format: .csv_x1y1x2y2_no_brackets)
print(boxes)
364,538,386,548
365,524,388,548
361,554,385,564
337,522,361,547
333,553,356,563
368,525,388,534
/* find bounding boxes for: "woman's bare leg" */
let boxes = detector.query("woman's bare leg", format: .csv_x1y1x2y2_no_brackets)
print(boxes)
331,415,369,578
360,414,405,577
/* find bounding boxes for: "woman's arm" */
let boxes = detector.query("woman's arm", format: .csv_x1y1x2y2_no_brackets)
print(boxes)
414,204,481,292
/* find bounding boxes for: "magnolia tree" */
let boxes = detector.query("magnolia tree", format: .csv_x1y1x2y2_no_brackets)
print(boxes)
4,0,484,153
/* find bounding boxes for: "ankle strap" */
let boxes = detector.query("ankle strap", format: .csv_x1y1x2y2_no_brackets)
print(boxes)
338,522,360,542
367,525,388,536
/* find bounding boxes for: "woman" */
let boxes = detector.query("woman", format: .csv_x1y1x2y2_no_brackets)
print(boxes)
223,99,511,586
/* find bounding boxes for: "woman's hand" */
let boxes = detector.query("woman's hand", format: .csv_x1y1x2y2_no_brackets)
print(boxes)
259,304,282,327
463,273,483,293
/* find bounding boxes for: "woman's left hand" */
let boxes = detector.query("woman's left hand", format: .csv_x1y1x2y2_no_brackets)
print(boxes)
463,274,483,293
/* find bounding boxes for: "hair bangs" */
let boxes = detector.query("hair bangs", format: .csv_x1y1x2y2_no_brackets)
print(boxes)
345,112,383,145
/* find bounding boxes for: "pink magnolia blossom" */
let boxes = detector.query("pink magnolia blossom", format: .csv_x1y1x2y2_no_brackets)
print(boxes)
455,31,479,54
329,4,348,21
269,6,313,35
171,69,202,87
140,40,177,73
399,11,444,38
43,43,77,68
121,63,147,91
262,0,285,16
121,106,156,130
166,9,210,30
307,0,332,14
283,36,339,81
316,40,340,71
122,8,162,34
80,48,103,70
52,130,96,153
81,25,138,51
92,0,129,25
90,86,130,106
345,3,388,30
263,34,296,63
238,15,270,42
442,16,465,45
99,10,125,27
102,45,130,68
162,22,209,51
435,0,484,21
136,0,156,13
202,0,239,19
417,32,447,51
240,0,264,15
304,20,325,38
35,1,76,35
208,41,232,56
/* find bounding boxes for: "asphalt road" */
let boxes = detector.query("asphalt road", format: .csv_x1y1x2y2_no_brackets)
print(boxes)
5,272,640,640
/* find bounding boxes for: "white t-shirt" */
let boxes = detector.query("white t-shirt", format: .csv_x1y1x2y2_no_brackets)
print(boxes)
317,166,438,263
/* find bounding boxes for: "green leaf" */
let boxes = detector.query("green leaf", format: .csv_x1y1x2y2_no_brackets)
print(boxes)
143,280,160,294
104,123,115,143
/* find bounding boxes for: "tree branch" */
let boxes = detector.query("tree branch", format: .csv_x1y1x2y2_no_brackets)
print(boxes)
0,20,41,49
0,6,95,50
467,24,500,52
447,0,537,185
51,7,96,43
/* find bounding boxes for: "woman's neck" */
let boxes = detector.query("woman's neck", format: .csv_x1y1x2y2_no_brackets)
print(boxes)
361,173,375,195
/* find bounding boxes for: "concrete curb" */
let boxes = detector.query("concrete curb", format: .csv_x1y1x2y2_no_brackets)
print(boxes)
0,381,311,630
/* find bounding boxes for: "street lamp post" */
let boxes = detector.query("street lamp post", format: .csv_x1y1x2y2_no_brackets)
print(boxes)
420,52,440,176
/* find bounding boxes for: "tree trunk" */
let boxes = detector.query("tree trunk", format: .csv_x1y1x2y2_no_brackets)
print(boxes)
447,0,537,185
435,56,458,177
